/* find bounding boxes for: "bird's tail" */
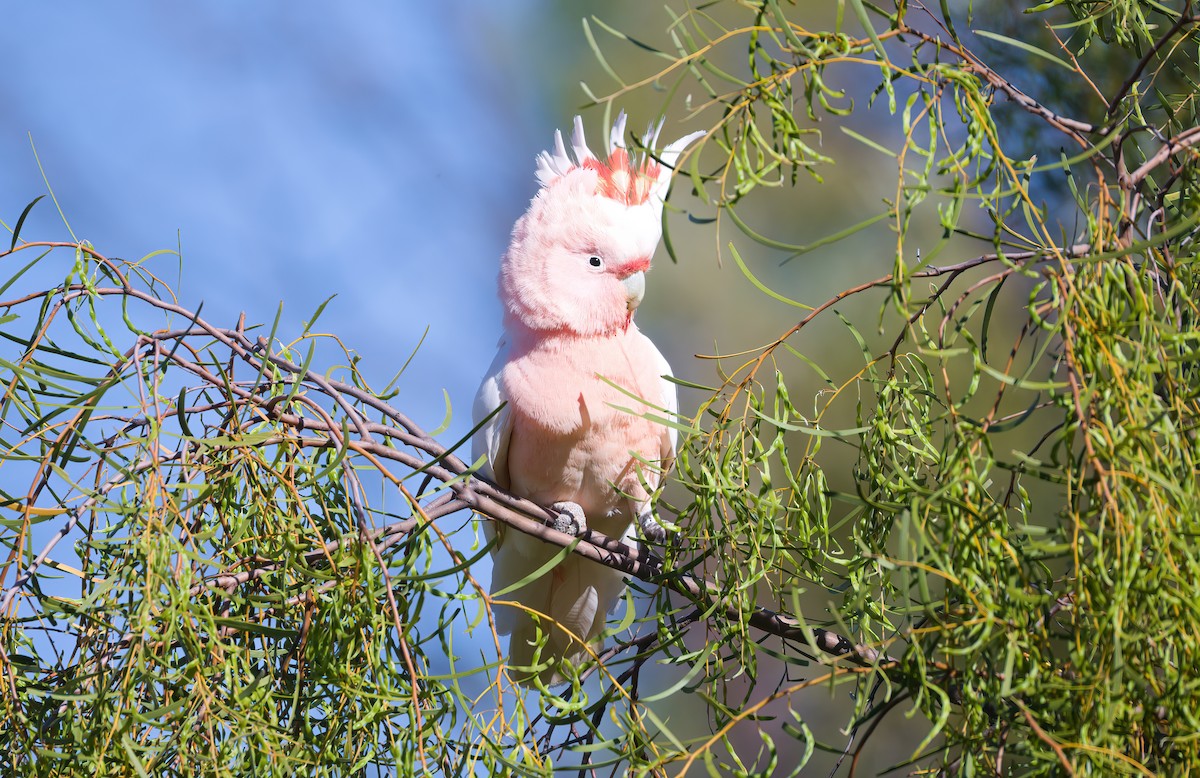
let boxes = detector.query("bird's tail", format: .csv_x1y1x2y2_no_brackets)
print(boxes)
489,529,626,686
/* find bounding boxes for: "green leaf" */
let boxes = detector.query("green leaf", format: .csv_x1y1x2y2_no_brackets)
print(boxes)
973,29,1075,71
9,195,45,251
729,244,811,310
848,0,887,59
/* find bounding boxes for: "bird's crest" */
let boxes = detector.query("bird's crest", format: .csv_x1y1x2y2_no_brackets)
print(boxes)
535,112,704,205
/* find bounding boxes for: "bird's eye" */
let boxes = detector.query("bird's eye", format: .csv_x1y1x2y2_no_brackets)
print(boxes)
588,256,603,268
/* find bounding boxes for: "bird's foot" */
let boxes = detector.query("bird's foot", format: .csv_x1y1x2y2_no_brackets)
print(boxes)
636,507,674,544
549,501,587,536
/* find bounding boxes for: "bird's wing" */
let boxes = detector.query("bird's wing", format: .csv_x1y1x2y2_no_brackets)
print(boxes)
472,338,513,490
651,341,678,476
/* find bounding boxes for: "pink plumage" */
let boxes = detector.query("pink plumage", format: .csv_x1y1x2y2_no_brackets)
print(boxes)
473,113,702,685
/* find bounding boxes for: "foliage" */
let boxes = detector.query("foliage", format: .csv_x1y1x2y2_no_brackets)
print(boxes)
1,1,1199,775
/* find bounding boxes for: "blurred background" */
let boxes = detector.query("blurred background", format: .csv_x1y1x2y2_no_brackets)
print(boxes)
0,2,1072,772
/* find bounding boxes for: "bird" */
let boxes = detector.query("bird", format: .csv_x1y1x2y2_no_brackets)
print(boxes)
472,112,703,686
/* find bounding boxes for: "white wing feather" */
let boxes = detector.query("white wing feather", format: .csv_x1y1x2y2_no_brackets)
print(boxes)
652,340,678,474
472,338,513,489
473,337,529,642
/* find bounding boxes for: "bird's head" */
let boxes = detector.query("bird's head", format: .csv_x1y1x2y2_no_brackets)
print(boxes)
500,113,703,337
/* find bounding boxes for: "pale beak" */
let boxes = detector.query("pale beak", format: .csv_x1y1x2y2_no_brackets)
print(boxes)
621,270,646,311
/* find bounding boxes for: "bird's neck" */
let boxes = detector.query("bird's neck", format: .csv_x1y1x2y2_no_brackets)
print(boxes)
503,318,638,347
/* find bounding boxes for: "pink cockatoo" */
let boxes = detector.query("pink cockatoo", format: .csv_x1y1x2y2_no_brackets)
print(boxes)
473,113,702,684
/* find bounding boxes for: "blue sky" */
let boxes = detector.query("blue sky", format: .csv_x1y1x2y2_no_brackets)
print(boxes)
1,2,570,434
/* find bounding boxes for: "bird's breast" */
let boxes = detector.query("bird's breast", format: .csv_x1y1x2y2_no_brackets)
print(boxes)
501,331,665,522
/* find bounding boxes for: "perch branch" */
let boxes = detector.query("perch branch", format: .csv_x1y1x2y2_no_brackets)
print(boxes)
0,241,889,672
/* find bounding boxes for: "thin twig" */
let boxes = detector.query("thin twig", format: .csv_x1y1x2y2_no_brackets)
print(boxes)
1105,6,1198,121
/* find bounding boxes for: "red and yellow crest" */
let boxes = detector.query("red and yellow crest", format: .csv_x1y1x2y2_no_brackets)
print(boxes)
534,113,703,207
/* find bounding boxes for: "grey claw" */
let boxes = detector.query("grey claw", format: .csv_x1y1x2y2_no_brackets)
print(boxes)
637,509,669,544
550,501,587,536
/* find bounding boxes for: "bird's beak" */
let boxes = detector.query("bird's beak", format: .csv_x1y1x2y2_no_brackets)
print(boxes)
621,270,646,311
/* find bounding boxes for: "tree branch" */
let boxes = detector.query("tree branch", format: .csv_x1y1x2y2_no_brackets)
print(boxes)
1123,125,1200,187
1105,6,1199,122
0,241,889,674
